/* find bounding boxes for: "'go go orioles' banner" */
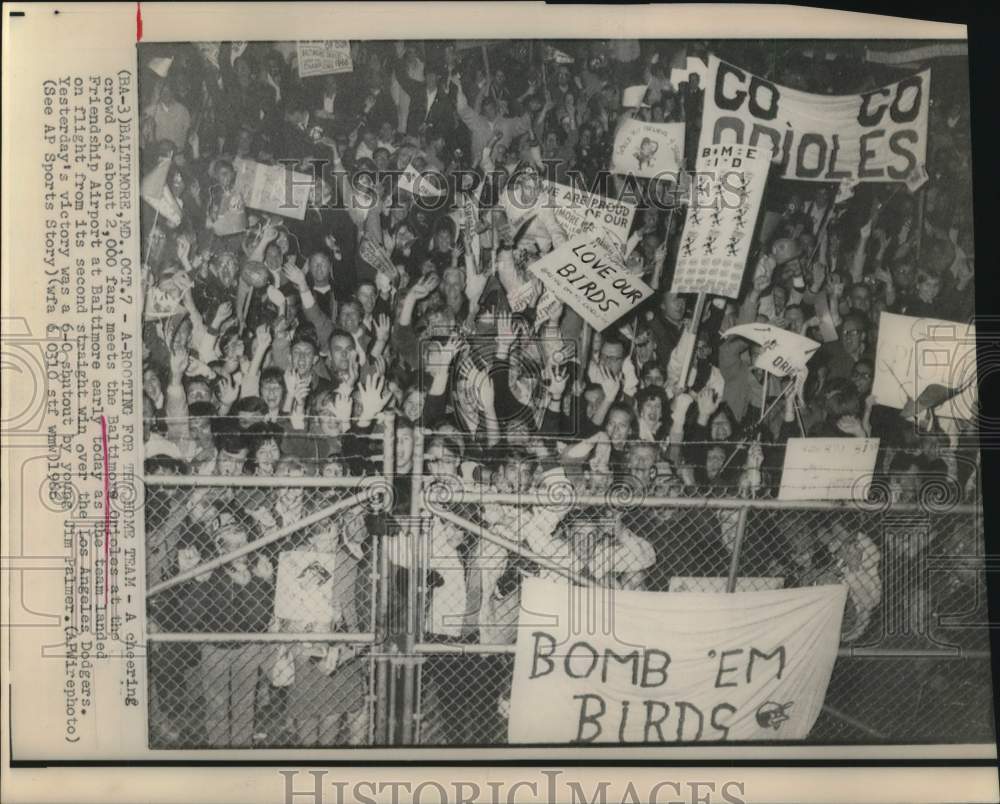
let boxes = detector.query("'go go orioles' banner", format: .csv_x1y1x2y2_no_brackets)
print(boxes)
701,54,930,182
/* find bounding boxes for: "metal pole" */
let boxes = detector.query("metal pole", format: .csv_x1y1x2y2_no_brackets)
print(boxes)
678,292,706,391
427,503,595,587
147,631,374,643
400,516,423,746
725,505,749,593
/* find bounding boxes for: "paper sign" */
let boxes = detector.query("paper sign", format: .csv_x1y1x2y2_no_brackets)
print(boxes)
778,437,880,501
722,323,820,377
296,41,353,78
231,159,311,220
508,578,846,743
700,54,930,182
527,235,653,332
872,313,977,420
670,577,785,593
274,550,338,623
611,118,686,179
672,144,772,299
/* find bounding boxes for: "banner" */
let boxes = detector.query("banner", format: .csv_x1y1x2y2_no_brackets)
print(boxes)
611,118,686,179
872,313,977,420
296,40,353,78
700,54,930,182
508,578,846,743
778,437,879,501
527,234,653,331
721,322,819,377
671,143,771,298
274,550,339,623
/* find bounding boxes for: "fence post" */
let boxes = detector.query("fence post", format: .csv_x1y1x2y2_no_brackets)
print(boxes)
726,505,749,593
373,414,395,745
399,427,427,745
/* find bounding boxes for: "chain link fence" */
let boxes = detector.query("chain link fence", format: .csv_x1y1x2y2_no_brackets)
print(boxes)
400,432,992,746
142,422,992,747
144,467,392,749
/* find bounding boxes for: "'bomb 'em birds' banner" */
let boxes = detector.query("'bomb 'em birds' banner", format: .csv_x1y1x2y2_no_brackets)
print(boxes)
508,578,846,743
701,54,929,182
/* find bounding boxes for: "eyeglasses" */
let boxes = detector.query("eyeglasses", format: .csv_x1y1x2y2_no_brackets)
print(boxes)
636,340,652,348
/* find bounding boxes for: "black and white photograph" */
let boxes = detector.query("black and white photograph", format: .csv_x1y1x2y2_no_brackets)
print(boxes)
131,31,993,751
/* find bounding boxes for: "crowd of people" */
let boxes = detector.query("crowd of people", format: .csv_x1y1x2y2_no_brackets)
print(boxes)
139,38,981,747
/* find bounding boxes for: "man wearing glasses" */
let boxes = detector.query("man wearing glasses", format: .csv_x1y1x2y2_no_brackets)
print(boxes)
816,312,871,382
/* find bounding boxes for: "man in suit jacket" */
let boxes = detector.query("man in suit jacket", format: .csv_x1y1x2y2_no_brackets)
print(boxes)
394,51,456,144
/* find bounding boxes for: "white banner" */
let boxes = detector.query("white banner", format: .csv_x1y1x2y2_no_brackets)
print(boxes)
508,578,846,743
672,144,771,298
872,313,977,420
701,54,930,182
778,437,879,501
527,234,653,331
296,40,353,78
611,118,686,179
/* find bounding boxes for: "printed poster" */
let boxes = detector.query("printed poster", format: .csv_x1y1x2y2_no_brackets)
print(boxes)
611,118,686,179
672,144,772,298
508,578,846,743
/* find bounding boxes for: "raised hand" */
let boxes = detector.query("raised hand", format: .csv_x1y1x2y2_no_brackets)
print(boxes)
546,362,569,399
358,373,392,423
408,273,440,301
254,323,272,354
465,265,489,304
281,261,309,291
211,301,234,330
696,385,721,420
373,313,391,344
596,364,622,400
217,374,240,407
